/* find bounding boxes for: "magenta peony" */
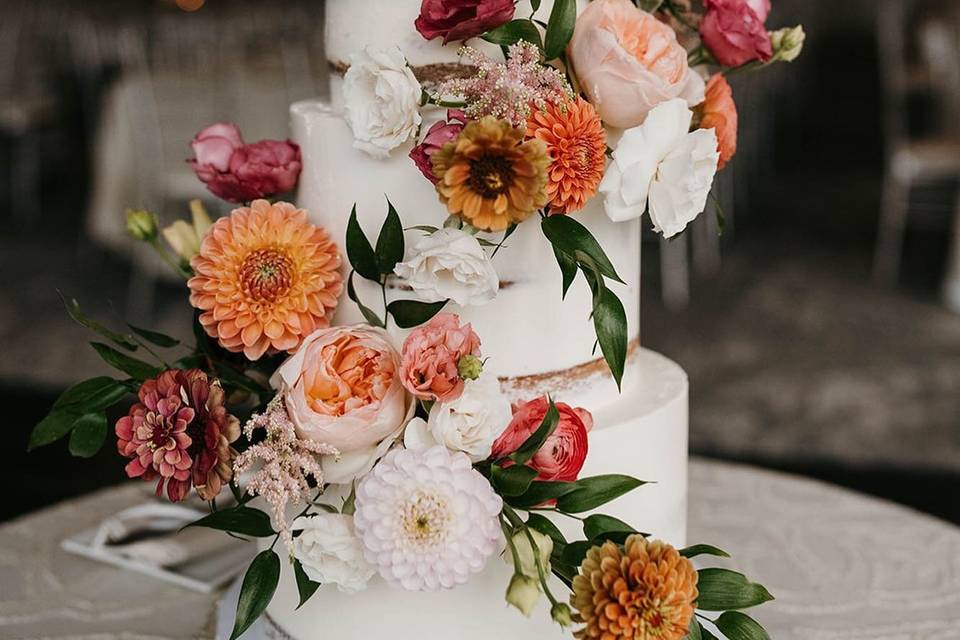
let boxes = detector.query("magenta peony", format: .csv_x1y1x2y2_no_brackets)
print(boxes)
491,397,592,483
409,110,466,184
188,123,302,203
700,0,773,68
400,312,481,402
415,0,515,43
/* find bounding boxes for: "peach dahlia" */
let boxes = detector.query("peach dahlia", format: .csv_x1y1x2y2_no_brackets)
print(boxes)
188,200,343,360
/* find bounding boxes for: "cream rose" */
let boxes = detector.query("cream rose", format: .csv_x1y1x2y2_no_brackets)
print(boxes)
393,228,499,306
343,46,422,158
271,325,414,483
567,0,705,129
291,513,375,594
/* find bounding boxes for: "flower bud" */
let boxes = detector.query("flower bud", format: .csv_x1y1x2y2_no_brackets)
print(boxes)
457,354,483,381
770,25,805,63
162,200,213,262
506,528,553,578
505,573,541,617
550,602,574,627
125,209,158,242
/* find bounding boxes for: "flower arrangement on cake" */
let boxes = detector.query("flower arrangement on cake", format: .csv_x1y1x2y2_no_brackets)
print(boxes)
30,1,804,638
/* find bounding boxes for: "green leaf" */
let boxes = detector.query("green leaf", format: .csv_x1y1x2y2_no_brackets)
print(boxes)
507,480,577,509
552,244,578,299
580,266,628,390
128,324,179,347
185,506,276,537
696,568,775,611
680,544,730,559
560,540,594,566
376,198,405,274
541,215,624,283
638,0,664,11
555,474,646,513
491,464,539,497
61,293,138,351
714,611,771,640
582,514,636,541
90,342,162,381
53,377,128,413
213,363,270,397
386,299,448,329
347,271,385,328
508,397,559,465
293,559,321,610
531,0,542,11
28,410,82,451
684,618,704,640
230,549,281,640
483,19,542,48
68,413,108,458
543,0,576,59
525,513,567,549
346,205,380,282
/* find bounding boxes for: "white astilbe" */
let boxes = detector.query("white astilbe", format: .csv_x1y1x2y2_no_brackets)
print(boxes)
233,398,339,547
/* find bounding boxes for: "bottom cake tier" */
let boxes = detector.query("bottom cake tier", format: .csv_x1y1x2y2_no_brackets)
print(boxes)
257,348,688,640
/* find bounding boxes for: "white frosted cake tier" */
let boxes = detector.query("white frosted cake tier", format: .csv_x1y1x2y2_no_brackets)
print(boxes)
262,348,689,640
291,99,641,406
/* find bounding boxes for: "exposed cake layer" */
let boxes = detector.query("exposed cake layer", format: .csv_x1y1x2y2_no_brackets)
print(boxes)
291,99,641,386
263,349,689,640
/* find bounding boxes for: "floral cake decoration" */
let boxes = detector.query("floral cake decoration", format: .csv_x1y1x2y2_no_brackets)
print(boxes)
30,1,804,639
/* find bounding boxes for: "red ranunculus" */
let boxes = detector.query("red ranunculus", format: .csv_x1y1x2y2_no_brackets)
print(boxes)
699,0,773,68
415,0,516,44
491,396,593,482
409,109,467,184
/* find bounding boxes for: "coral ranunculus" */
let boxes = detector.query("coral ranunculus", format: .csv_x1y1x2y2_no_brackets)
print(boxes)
527,98,607,214
415,0,516,44
400,313,481,403
432,116,551,232
699,74,738,170
188,200,343,360
700,0,773,68
567,0,705,129
410,110,467,184
116,369,240,502
491,396,593,482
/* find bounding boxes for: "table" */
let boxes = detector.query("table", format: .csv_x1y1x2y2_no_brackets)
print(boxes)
3,459,959,639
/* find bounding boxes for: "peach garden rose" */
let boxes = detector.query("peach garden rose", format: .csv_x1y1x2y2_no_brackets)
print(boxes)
399,313,481,403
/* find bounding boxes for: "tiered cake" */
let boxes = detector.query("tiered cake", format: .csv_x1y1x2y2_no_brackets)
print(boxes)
263,1,689,636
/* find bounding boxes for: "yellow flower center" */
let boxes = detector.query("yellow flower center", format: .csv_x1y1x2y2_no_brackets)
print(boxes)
401,491,450,546
239,247,295,303
469,153,515,199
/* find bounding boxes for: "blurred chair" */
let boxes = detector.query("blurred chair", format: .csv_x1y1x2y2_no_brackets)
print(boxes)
873,0,960,285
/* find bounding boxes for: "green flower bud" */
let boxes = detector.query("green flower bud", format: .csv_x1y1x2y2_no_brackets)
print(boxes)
505,573,541,617
457,354,483,381
125,208,158,242
770,25,805,63
506,528,553,578
550,602,574,627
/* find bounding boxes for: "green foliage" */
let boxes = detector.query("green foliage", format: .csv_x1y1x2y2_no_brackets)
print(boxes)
347,271,385,328
230,550,281,640
346,205,380,282
714,611,771,640
128,324,179,348
582,514,636,541
680,544,730,559
543,0,576,59
483,19,542,48
89,342,162,381
508,398,559,465
375,199,405,274
184,506,276,537
29,377,129,452
385,299,448,328
293,559,321,610
61,294,138,351
506,480,577,509
555,474,646,513
696,568,775,611
491,464,540,497
67,413,108,458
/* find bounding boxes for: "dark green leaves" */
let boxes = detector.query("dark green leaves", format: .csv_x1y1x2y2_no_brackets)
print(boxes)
507,480,577,509
491,464,539,497
346,205,380,282
128,324,179,348
29,377,129,452
582,514,636,541
347,271,385,328
483,19,542,48
542,215,623,283
680,544,730,559
508,398,559,465
584,273,628,388
293,559,321,610
185,506,276,537
696,568,774,611
526,513,566,548
61,294,138,351
348,199,406,281
543,0,576,59
375,200,405,274
28,411,83,451
90,342,161,381
385,299,447,329
553,245,578,299
53,377,129,413
714,611,771,640
555,474,646,513
231,549,280,640
68,413,108,458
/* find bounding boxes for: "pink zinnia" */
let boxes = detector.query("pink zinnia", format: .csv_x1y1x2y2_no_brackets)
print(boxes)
400,313,481,402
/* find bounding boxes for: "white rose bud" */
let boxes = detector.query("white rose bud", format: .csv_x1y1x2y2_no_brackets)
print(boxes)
394,228,500,306
551,602,574,627
505,573,541,617
425,374,511,461
770,25,805,63
291,513,376,594
343,46,422,158
506,528,554,579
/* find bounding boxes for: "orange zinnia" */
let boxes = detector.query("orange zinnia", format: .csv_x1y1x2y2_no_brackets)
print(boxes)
188,199,343,360
526,97,607,214
699,74,738,170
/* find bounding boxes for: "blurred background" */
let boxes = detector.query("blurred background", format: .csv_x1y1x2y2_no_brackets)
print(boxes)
2,0,958,523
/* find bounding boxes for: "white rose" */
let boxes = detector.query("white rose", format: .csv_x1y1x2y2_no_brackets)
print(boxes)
599,99,719,238
343,46,422,158
291,513,376,594
393,228,499,306
406,374,511,462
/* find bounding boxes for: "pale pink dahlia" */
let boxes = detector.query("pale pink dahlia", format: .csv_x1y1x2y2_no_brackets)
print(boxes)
353,445,503,591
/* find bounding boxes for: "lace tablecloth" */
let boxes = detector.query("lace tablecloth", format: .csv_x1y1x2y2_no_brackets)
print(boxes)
3,459,959,639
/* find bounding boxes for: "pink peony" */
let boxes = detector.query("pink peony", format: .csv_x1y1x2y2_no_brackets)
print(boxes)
490,396,593,483
400,313,481,402
700,0,773,68
188,123,302,203
415,0,516,43
409,110,467,184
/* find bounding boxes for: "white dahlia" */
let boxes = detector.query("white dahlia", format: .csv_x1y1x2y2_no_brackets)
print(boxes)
353,445,503,591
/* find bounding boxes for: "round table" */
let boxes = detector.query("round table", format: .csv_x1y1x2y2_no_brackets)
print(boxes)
2,459,959,639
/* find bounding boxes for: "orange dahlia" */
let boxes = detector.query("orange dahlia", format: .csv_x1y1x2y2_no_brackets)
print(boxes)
698,74,738,170
432,115,550,232
188,199,343,360
526,97,606,214
571,536,698,640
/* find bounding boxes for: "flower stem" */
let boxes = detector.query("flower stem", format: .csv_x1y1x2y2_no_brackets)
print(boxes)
503,505,564,603
148,237,192,279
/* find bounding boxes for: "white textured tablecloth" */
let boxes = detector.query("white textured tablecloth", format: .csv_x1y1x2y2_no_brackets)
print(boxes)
3,459,959,639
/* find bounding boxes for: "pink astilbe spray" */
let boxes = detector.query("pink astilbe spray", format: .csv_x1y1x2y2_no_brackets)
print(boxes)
438,41,574,126
233,398,338,547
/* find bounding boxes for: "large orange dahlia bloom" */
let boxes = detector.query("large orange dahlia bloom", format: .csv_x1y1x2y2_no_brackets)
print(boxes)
527,97,607,214
188,200,343,360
